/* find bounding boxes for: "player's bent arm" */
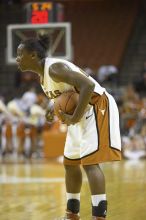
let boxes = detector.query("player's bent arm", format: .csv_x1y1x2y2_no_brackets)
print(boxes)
49,62,95,123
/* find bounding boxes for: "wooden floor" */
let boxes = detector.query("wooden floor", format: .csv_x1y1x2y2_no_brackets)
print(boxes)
0,159,146,220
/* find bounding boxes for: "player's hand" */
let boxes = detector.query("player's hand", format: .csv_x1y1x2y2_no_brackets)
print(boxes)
45,108,54,123
59,110,78,126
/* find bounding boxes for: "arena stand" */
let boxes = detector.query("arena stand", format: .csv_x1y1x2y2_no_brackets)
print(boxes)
0,90,67,162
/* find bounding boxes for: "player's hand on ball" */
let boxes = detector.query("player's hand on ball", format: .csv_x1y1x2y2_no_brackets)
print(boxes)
45,108,54,122
59,110,78,126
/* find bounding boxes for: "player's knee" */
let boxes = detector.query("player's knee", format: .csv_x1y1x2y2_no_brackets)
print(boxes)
83,164,99,173
64,165,81,173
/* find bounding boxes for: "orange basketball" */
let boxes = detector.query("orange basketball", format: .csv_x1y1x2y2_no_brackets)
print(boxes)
54,91,79,120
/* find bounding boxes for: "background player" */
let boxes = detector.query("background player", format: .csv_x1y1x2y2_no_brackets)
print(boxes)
16,35,121,220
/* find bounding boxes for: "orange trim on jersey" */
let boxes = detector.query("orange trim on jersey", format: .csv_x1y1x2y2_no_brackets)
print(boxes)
63,93,121,166
64,148,121,165
64,157,81,165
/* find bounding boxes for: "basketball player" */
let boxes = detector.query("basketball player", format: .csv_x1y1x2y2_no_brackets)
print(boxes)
16,35,121,220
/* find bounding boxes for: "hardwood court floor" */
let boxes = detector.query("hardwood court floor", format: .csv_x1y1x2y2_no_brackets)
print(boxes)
0,159,146,220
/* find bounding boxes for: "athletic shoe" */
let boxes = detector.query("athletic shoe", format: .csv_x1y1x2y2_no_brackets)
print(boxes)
61,210,80,220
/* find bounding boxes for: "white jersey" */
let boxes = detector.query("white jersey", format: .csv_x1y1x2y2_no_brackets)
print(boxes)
41,58,105,101
41,58,121,164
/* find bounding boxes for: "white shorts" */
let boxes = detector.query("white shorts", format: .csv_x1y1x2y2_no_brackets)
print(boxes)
64,92,121,165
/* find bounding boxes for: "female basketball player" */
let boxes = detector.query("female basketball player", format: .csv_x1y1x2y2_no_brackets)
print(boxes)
16,35,121,220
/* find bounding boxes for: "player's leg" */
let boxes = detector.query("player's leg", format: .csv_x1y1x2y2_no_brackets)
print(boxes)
83,164,107,220
80,93,121,219
64,164,82,219
63,124,82,219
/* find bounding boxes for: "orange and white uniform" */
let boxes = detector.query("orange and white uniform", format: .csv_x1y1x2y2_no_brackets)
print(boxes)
41,58,121,165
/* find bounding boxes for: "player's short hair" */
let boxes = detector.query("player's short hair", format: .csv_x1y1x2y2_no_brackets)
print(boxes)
21,35,50,59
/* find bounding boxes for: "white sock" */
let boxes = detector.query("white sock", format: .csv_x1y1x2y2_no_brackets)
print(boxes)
91,194,106,206
66,193,80,201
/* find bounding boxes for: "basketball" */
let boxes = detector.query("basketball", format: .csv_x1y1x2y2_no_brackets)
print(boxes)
54,91,79,120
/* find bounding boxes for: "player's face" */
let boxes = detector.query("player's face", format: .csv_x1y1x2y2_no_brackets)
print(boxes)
16,44,33,72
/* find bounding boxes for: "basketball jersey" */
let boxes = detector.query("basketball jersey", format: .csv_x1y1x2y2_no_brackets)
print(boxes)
41,58,106,101
41,58,121,163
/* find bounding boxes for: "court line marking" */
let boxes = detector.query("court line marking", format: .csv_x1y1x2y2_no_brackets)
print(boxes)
0,176,88,184
0,176,145,184
0,176,65,184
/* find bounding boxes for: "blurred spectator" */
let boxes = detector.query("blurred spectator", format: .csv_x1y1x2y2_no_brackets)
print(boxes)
120,84,146,160
21,87,37,113
0,87,60,162
97,64,118,84
141,123,146,146
120,84,143,135
0,80,145,163
0,97,10,157
131,97,146,134
0,97,10,115
7,98,25,117
0,97,15,158
133,71,146,98
122,135,146,160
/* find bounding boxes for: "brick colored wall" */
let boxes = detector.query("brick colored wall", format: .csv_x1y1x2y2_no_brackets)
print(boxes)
64,0,139,69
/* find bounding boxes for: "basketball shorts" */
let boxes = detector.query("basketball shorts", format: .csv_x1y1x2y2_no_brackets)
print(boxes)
63,92,121,165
